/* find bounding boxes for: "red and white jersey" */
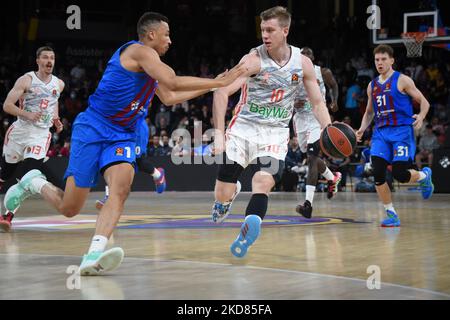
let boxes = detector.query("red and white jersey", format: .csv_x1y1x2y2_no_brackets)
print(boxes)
18,71,61,129
229,45,303,129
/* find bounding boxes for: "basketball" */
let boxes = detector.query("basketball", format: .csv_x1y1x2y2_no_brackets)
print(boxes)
320,122,357,159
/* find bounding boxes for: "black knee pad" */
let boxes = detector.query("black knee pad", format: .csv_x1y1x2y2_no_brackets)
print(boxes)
392,161,412,183
371,156,388,186
246,193,269,220
254,157,285,184
136,157,156,175
217,153,244,184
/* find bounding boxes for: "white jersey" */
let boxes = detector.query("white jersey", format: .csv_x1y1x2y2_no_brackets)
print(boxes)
295,65,326,115
229,45,303,129
17,72,61,129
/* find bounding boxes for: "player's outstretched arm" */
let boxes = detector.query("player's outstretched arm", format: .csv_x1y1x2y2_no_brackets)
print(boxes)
399,75,430,130
3,75,41,122
303,57,331,129
322,67,339,112
356,83,374,142
156,69,235,106
133,46,246,91
211,53,259,154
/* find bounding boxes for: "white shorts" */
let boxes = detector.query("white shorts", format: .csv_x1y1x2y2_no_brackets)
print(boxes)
293,111,321,153
225,118,289,168
3,122,52,163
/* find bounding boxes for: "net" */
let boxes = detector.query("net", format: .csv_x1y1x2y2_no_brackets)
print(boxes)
401,32,428,57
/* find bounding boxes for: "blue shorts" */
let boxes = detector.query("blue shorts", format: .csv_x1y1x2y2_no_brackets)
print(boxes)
371,125,416,163
64,111,137,188
135,120,150,158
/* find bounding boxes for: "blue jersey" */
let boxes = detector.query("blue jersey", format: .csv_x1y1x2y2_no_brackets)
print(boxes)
136,119,150,157
371,71,414,129
65,41,158,188
88,40,158,132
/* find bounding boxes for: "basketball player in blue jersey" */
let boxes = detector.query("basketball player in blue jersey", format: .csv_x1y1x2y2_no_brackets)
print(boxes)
356,44,433,228
95,116,166,211
3,12,245,275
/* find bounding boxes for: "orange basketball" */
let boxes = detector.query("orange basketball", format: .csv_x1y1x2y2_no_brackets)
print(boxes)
320,122,357,159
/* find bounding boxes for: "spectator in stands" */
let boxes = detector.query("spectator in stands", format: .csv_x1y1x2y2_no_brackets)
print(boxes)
155,105,171,130
283,137,306,191
157,135,172,156
416,124,439,169
345,77,362,128
148,135,161,157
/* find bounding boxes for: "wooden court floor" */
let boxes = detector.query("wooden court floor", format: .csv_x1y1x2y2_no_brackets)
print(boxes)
0,190,449,300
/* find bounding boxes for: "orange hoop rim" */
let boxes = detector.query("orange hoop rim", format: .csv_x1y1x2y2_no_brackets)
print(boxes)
401,32,428,42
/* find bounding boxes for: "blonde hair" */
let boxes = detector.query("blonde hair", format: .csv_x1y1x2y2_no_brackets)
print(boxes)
260,6,291,28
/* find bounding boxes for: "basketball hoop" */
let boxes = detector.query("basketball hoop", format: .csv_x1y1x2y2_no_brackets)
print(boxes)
401,32,428,58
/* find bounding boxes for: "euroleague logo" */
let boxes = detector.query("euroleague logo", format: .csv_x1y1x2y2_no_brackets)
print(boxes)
337,138,345,146
115,147,124,156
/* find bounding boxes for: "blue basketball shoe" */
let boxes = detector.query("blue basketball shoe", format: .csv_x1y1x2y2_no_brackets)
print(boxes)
154,168,166,194
230,215,262,258
419,167,434,200
381,210,401,227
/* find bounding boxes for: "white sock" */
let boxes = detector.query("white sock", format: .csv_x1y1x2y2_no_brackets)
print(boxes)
306,185,316,204
105,185,109,197
152,168,161,180
88,235,108,254
383,203,397,214
417,171,427,182
245,215,262,224
322,167,335,181
30,177,49,194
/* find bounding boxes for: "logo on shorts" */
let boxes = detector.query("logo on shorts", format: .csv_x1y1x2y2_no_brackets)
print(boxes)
292,73,299,84
115,147,124,156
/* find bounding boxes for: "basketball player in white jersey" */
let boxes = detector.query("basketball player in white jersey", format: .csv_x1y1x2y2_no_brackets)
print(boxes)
294,47,341,219
0,47,64,232
211,7,332,258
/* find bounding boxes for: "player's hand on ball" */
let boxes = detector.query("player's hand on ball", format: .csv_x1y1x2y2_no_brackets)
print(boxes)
412,114,425,130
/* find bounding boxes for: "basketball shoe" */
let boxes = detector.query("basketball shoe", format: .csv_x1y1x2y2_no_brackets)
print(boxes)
211,181,241,223
419,167,434,200
230,215,262,258
327,172,342,199
4,170,46,213
381,209,401,227
296,200,312,219
79,247,125,276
